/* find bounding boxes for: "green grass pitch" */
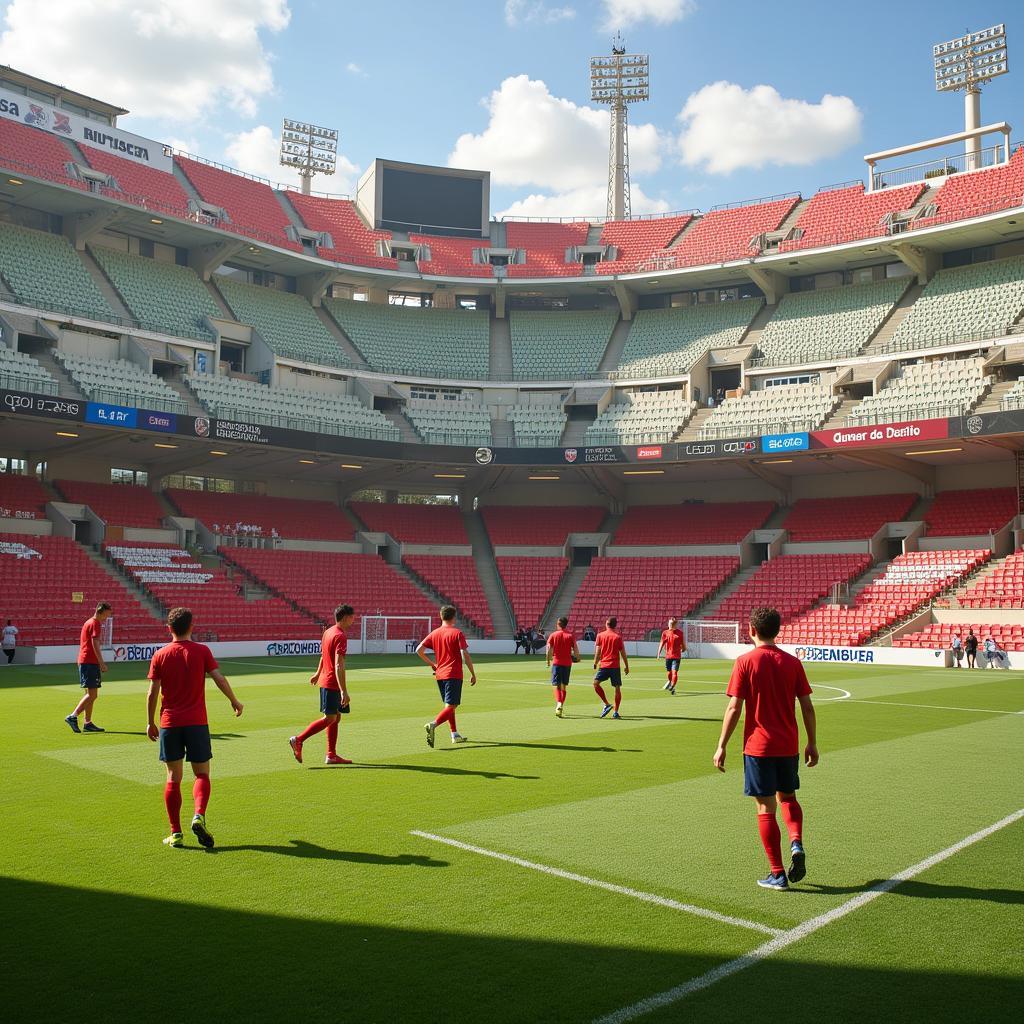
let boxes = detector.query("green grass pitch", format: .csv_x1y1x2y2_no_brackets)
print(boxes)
2,654,1021,1022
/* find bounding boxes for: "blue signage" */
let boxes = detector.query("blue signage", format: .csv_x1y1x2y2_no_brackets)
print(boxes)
761,431,809,453
139,410,177,433
85,401,137,428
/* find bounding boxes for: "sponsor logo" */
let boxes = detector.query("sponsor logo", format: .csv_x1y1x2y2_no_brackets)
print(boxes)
52,112,72,135
795,646,875,663
475,446,494,465
762,431,809,453
584,447,620,463
564,448,578,463
85,402,137,428
4,393,33,412
967,415,983,435
722,440,757,454
267,640,322,656
83,125,150,160
214,420,269,444
24,103,47,128
684,443,716,456
813,418,949,449
141,411,177,433
113,644,163,662
193,417,210,437
3,391,82,419
0,98,20,116
636,445,663,460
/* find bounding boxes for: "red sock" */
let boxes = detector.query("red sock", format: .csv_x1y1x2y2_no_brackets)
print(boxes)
779,796,803,843
593,683,608,704
297,717,329,743
671,670,678,686
757,813,784,874
559,687,567,703
434,705,457,732
164,781,182,833
193,773,211,816
613,688,622,710
326,720,339,756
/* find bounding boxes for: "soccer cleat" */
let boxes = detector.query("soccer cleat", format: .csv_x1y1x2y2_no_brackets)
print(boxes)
555,704,563,718
600,704,613,718
451,732,467,744
162,832,184,848
191,814,215,849
64,714,81,733
757,872,789,891
611,711,621,719
788,841,806,884
82,722,104,733
425,721,435,748
669,685,676,695
288,736,303,764
324,753,352,765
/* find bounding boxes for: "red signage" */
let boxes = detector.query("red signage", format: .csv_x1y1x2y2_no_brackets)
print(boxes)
810,418,949,450
636,445,663,460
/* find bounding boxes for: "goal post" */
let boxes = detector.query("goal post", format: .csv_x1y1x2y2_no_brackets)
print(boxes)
100,616,114,648
360,615,432,654
681,619,740,658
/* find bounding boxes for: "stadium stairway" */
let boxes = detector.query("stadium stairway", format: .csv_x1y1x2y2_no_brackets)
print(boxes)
381,407,423,443
597,318,632,373
559,416,592,447
163,377,207,417
392,560,484,638
817,397,859,431
489,315,512,378
736,302,778,350
31,348,86,401
691,564,761,620
974,379,1020,415
202,279,235,320
78,249,135,322
89,544,166,622
313,306,370,366
463,509,516,636
675,407,715,441
774,199,810,239
760,505,791,531
171,161,204,209
945,554,1013,609
540,564,590,633
863,282,926,353
274,190,308,236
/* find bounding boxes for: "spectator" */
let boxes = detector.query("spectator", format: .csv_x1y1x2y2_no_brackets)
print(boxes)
715,387,726,404
964,629,979,669
984,636,1006,667
706,393,716,408
583,624,597,641
514,628,527,655
2,618,17,664
950,631,963,668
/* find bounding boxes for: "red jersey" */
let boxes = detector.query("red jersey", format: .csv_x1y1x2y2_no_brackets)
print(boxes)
547,628,576,667
78,617,101,665
595,628,625,669
316,624,348,690
726,644,812,757
661,628,685,659
147,639,219,728
423,625,468,680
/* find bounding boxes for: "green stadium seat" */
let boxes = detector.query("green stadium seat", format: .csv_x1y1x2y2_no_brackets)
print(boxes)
510,310,618,379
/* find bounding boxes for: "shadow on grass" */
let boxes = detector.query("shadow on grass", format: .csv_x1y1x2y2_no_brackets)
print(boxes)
189,840,448,867
335,763,539,781
804,879,1024,904
463,740,643,753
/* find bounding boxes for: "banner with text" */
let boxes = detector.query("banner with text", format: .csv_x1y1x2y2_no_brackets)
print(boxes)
810,418,950,450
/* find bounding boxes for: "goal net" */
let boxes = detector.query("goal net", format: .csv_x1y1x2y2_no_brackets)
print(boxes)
681,619,739,657
100,616,114,648
360,615,432,654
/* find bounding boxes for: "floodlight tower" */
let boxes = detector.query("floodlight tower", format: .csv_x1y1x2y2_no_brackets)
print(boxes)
279,117,338,194
933,24,1009,169
590,35,649,220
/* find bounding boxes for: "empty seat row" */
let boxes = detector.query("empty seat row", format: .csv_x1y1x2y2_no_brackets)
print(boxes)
56,351,186,412
586,390,696,445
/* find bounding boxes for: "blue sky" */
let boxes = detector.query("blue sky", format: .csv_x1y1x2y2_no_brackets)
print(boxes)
1,1,1019,218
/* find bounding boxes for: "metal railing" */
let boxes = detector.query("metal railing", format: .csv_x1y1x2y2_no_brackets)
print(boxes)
845,403,967,427
699,417,815,440
88,386,187,414
0,370,58,396
875,323,1023,357
208,403,401,443
871,143,1010,191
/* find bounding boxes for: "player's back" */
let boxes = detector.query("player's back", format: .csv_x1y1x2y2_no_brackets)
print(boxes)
730,645,810,756
548,628,575,665
595,629,623,667
427,624,467,679
151,639,215,726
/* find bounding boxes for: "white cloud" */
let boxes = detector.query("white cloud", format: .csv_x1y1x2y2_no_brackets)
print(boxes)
600,0,696,31
505,1,576,26
497,184,669,219
677,81,862,174
346,62,366,76
224,125,360,194
449,75,663,192
0,0,290,123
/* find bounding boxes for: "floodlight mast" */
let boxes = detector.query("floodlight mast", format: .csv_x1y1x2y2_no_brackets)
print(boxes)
590,34,649,220
279,117,338,195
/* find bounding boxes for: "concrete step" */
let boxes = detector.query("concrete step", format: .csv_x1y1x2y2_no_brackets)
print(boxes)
275,189,308,234
818,397,859,431
489,313,513,378
204,279,235,319
78,248,135,322
314,305,371,366
463,509,516,637
559,416,592,447
598,317,631,373
675,406,715,442
541,564,591,633
974,379,1019,415
162,376,207,417
666,215,702,248
85,544,166,621
171,160,205,208
737,301,778,351
381,407,422,443
761,505,790,530
31,348,87,401
693,564,761,620
776,199,809,236
864,282,925,353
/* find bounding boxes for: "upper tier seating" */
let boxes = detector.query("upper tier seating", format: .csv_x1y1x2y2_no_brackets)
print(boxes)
510,310,618,379
165,489,355,541
285,192,397,269
0,118,85,191
0,474,51,519
895,621,1024,652
496,556,568,627
507,402,567,446
214,275,350,367
924,487,1017,536
595,216,693,274
0,533,160,645
0,346,56,395
404,399,492,446
325,298,490,378
483,505,606,546
999,376,1024,411
90,247,219,341
958,550,1024,608
222,547,436,632
56,479,165,529
186,374,399,441
616,299,763,378
349,501,468,545
55,352,186,413
846,356,990,426
404,555,493,636
0,222,111,321
613,501,775,545
780,183,926,252
570,556,740,641
754,279,907,366
887,255,1024,353
80,144,192,219
504,222,589,277
586,390,696,445
782,493,917,542
411,234,494,277
715,553,872,627
699,382,838,439
175,155,299,250
924,147,1024,224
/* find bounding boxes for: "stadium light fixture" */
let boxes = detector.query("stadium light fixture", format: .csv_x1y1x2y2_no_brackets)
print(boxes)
529,475,560,480
209,450,228,456
434,473,466,479
153,443,178,449
55,430,79,438
622,469,664,476
340,463,362,470
298,459,316,465
905,447,964,456
280,116,338,196
6,177,23,186
149,217,163,225
761,458,793,465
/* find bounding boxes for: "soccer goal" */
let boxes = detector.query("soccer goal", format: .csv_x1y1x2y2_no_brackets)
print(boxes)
681,619,739,657
360,615,432,654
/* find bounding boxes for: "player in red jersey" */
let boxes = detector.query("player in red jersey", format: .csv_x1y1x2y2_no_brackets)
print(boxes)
146,607,244,849
289,604,355,766
417,605,477,746
713,606,818,890
546,616,580,717
593,616,629,719
656,616,687,695
65,602,113,733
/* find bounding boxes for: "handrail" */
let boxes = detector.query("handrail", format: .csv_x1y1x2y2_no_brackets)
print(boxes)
710,191,801,212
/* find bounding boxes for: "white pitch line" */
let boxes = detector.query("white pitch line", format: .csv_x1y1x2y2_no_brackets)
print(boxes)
410,830,781,937
593,807,1024,1024
847,698,1024,715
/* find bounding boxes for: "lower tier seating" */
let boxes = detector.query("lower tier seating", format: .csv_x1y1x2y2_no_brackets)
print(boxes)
496,556,568,629
782,493,916,542
56,479,166,529
613,501,775,545
510,310,618,379
924,488,1017,537
586,391,695,445
957,551,1024,608
0,346,56,395
403,555,493,636
895,622,1024,653
508,403,566,446
55,352,186,413
482,505,606,546
700,382,838,439
349,501,468,545
0,474,51,520
404,399,492,446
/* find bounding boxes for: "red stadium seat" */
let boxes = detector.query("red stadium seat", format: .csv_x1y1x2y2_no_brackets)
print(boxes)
504,222,590,277
349,502,468,545
595,215,692,274
782,493,916,543
613,502,775,546
0,475,51,520
79,143,191,220
924,488,1017,537
286,192,399,269
482,505,606,546
0,118,87,192
56,479,165,530
403,555,493,636
496,556,567,629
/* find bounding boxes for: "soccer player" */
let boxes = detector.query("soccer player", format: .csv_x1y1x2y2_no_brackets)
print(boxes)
65,602,113,733
546,616,580,717
713,606,818,891
593,616,629,719
417,605,476,746
289,604,355,766
656,616,686,694
146,607,244,849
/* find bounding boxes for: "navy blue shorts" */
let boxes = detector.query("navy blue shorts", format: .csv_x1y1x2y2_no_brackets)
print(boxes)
551,664,571,686
665,658,681,673
320,688,344,715
594,667,622,687
437,677,463,706
743,754,800,797
78,663,101,688
159,725,213,763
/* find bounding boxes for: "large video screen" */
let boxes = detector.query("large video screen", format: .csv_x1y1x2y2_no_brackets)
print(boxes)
380,167,484,237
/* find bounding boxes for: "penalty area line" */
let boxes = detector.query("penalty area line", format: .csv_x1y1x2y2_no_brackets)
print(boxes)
410,830,781,937
593,807,1024,1024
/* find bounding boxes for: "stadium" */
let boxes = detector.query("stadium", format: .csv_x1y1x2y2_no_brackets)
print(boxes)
0,6,1021,1022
